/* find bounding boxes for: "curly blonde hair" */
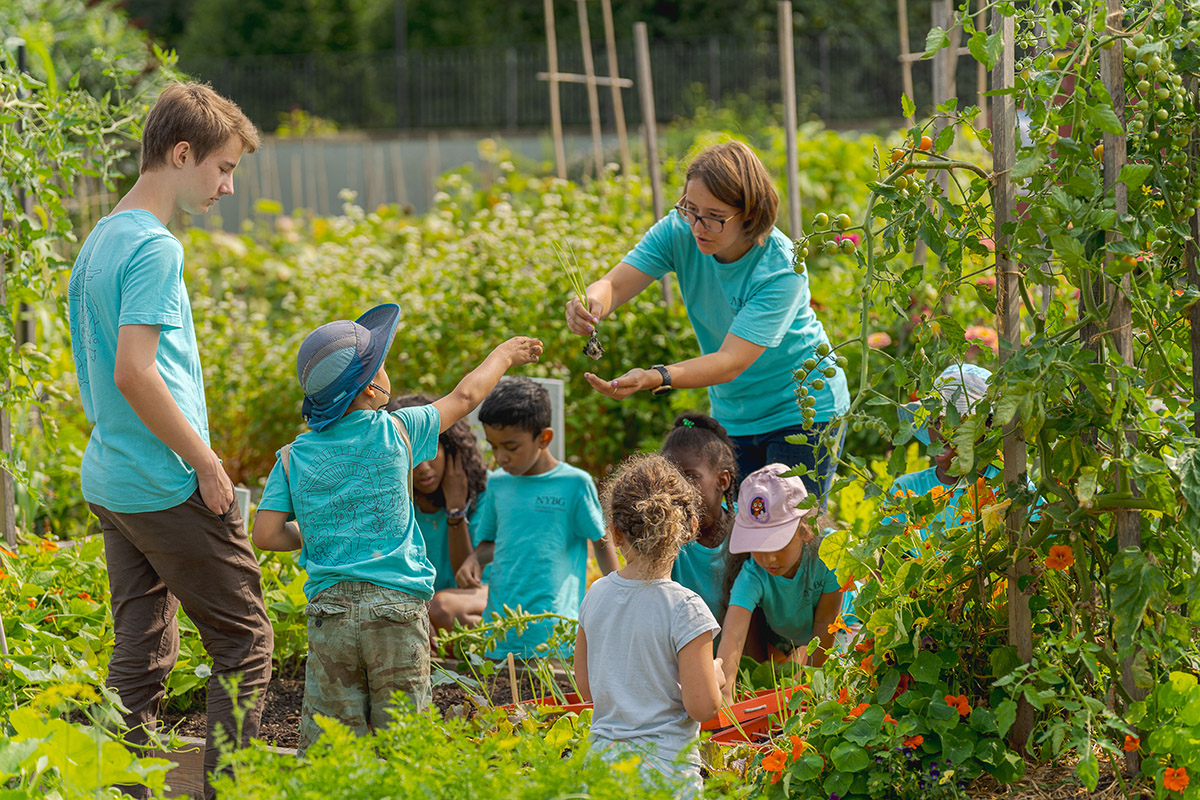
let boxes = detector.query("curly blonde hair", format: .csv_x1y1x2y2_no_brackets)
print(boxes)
602,453,701,576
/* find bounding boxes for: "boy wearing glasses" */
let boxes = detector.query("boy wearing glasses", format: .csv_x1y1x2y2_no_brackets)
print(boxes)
252,306,540,751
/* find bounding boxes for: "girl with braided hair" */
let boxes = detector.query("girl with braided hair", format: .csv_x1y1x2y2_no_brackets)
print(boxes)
575,453,725,799
661,412,738,627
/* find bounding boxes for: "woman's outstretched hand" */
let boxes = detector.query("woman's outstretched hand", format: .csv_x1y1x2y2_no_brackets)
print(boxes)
584,368,656,401
565,296,603,336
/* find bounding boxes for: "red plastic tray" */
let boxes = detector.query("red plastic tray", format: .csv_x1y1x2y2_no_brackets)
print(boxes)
701,686,800,731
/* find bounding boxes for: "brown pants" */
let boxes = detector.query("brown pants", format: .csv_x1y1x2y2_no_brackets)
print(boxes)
90,488,274,800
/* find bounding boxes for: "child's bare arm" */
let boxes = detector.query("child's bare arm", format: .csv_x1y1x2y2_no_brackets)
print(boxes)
716,604,753,704
433,337,543,432
573,627,592,701
678,631,721,722
594,537,620,575
252,510,301,551
455,541,495,588
804,589,845,667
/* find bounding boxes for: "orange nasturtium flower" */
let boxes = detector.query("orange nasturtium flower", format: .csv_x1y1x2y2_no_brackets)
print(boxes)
855,637,875,653
861,654,877,674
1045,544,1074,571
944,694,971,716
77,592,92,602
1123,735,1140,753
790,735,808,759
828,617,850,635
848,703,870,718
903,734,924,748
26,597,36,609
38,538,59,553
761,749,787,773
0,545,17,557
1164,767,1189,793
884,714,898,725
837,687,849,704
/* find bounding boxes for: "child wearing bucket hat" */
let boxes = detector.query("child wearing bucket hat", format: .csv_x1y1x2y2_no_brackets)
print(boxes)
887,364,1002,547
252,304,541,751
714,463,846,704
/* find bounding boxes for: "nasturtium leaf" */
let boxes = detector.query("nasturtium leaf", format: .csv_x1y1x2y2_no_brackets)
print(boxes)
943,731,975,763
830,741,870,772
795,752,823,781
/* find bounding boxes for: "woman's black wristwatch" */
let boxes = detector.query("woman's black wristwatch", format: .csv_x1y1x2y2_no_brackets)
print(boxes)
650,364,673,396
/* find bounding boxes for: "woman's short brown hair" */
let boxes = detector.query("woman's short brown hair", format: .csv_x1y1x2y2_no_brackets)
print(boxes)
684,141,779,246
140,83,260,174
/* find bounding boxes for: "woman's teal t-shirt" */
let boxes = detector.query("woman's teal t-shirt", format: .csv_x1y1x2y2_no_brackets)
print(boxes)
622,212,850,435
414,489,487,593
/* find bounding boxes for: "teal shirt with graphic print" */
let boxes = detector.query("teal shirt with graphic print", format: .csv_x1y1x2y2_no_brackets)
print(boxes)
728,540,842,645
258,405,441,602
474,462,606,659
622,212,850,435
68,209,209,513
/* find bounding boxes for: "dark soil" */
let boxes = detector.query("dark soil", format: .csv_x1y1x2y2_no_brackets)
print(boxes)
158,666,578,750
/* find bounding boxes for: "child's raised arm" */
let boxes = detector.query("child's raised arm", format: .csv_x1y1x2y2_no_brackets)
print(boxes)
678,631,722,722
433,337,542,433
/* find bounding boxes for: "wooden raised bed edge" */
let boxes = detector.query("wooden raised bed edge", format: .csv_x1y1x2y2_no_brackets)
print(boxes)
152,735,296,799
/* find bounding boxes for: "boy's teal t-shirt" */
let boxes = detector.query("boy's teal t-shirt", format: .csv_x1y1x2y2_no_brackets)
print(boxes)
622,212,850,435
671,539,729,624
257,406,441,601
885,464,1006,541
728,542,841,645
414,488,487,593
475,461,606,659
67,210,210,513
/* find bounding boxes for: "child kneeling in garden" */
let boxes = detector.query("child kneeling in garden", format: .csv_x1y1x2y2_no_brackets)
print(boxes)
716,463,847,704
575,454,725,799
252,304,541,751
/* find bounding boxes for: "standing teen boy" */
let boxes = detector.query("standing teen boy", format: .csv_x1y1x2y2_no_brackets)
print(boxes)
252,308,542,750
455,377,620,659
68,83,273,800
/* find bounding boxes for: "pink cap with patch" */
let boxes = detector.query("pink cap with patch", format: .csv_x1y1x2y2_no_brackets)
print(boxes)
729,463,815,554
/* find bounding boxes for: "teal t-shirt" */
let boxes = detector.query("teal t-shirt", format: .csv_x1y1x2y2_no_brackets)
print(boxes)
257,406,441,601
885,464,1004,542
475,462,606,659
671,539,729,624
68,210,209,513
414,488,488,593
728,541,841,645
622,212,850,435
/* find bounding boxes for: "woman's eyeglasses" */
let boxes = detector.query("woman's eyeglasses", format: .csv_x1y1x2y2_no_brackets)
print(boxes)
674,204,738,234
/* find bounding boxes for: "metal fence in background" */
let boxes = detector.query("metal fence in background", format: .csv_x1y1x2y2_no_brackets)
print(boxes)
181,34,942,133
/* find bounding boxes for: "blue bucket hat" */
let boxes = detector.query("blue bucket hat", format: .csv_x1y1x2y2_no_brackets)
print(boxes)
296,304,401,432
899,364,993,445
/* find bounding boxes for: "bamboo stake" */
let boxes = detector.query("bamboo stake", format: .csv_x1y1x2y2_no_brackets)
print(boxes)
507,652,520,704
634,22,672,307
1100,0,1143,775
1189,75,1200,439
976,0,988,118
599,0,631,175
897,0,915,125
544,0,567,180
577,0,605,178
779,1,802,239
990,6,1033,754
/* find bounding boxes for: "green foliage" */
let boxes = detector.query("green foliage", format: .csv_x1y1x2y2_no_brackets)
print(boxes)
1128,671,1200,798
212,703,745,799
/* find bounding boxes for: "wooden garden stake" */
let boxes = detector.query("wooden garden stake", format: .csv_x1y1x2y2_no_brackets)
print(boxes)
543,0,567,180
1186,74,1200,437
576,0,605,178
1100,0,1144,773
634,22,673,307
507,652,520,704
599,0,631,175
779,1,802,238
896,0,915,125
989,7,1033,754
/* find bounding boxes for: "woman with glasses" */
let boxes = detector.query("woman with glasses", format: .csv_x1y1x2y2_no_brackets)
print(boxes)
564,141,849,496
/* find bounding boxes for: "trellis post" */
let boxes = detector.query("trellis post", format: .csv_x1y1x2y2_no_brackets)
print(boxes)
779,1,802,239
1099,0,1144,775
543,0,567,180
633,22,673,307
990,7,1032,753
599,0,631,175
576,0,605,178
1189,73,1200,438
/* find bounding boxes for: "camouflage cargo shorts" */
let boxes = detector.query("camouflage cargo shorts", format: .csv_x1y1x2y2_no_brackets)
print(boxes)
299,581,431,752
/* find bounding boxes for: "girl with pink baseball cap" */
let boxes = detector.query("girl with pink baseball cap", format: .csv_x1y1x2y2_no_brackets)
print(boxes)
714,463,847,703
